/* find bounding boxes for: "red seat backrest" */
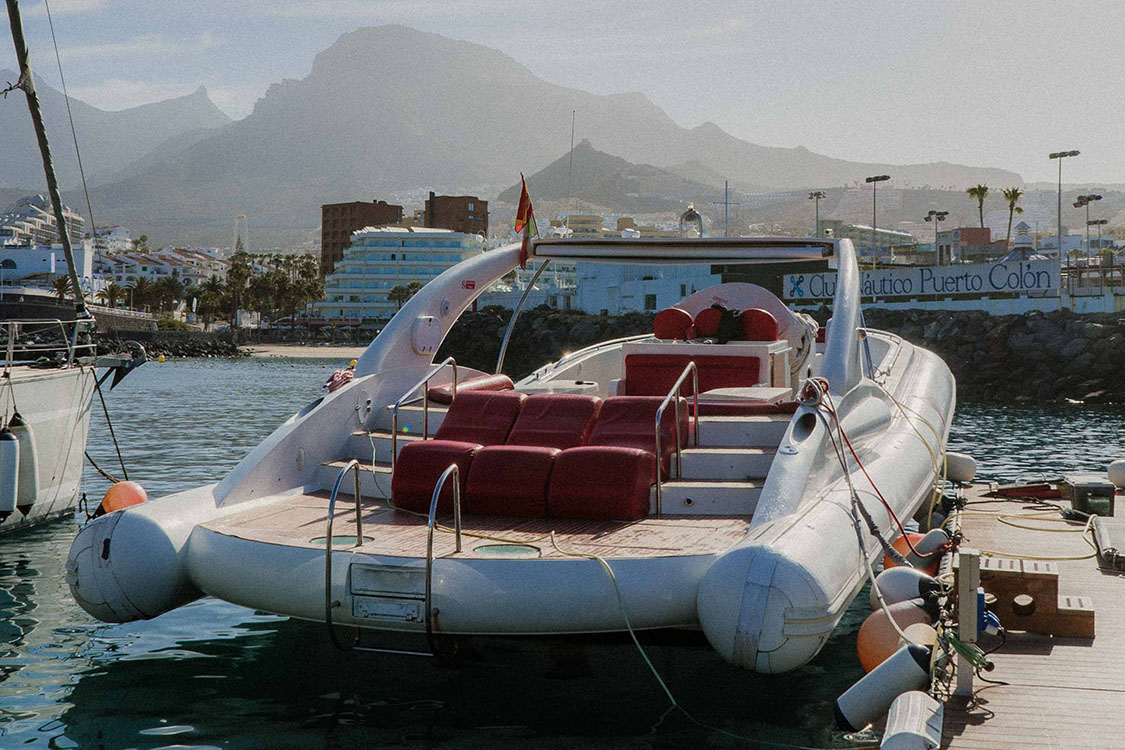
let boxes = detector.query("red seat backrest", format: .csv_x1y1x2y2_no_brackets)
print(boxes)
741,308,780,342
624,353,761,397
588,396,688,475
653,307,695,340
428,373,513,405
505,394,602,450
693,307,722,337
433,390,526,445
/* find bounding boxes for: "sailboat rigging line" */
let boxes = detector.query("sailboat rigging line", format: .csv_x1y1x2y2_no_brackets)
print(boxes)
41,0,98,245
84,450,120,484
91,373,128,480
3,0,89,318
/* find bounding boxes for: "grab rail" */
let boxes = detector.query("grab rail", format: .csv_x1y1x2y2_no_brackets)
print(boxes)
494,259,550,375
424,463,463,650
1,318,97,375
323,459,364,650
391,357,458,472
653,361,700,515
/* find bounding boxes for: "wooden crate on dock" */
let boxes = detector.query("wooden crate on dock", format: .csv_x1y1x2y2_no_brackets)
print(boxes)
953,554,1095,638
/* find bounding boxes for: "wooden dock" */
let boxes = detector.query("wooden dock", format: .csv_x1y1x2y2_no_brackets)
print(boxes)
942,485,1125,749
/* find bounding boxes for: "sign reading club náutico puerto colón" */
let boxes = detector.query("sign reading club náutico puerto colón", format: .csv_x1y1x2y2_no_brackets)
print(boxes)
784,260,1059,300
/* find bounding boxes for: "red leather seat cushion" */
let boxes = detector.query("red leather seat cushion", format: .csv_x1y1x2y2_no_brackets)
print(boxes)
741,308,780,342
427,373,514,405
624,354,761,397
432,390,526,445
391,440,479,513
505,394,602,450
653,307,695,340
465,445,559,516
587,396,688,478
547,447,655,521
693,307,722,337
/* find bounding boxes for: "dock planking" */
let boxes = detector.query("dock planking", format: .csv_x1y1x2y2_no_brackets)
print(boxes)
942,485,1125,749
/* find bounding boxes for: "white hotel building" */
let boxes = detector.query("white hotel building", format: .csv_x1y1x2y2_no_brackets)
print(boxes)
320,226,485,323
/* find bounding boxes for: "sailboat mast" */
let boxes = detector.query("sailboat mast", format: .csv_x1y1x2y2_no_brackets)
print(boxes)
4,0,89,317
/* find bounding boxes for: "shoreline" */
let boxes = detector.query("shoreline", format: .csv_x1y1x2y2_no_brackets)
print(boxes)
240,343,368,359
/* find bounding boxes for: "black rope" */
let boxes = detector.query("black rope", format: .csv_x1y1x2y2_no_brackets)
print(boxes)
92,374,128,480
84,450,120,484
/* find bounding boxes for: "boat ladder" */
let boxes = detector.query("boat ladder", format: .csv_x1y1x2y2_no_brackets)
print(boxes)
322,459,462,657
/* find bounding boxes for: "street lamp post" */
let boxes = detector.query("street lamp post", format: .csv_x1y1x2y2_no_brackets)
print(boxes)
924,210,949,265
1073,194,1102,255
1048,150,1079,261
865,175,890,269
808,191,826,238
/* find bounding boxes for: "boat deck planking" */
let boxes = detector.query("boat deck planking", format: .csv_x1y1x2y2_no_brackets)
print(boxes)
942,485,1125,749
201,491,753,560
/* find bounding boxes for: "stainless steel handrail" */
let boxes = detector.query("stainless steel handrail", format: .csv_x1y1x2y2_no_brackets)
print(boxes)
653,361,700,515
323,459,364,651
494,259,550,375
391,357,458,472
1,318,96,374
425,463,463,650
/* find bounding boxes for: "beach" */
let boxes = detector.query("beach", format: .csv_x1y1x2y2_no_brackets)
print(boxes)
241,343,368,359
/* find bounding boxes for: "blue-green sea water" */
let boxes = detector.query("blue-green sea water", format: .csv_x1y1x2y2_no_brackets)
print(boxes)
1,357,1123,749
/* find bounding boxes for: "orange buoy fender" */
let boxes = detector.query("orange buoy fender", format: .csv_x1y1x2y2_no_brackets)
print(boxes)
835,643,933,732
883,528,950,574
97,481,148,516
856,598,934,672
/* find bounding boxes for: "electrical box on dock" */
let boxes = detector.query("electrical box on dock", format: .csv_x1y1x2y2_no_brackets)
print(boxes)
1062,474,1116,517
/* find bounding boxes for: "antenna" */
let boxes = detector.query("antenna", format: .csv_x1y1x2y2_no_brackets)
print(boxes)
565,110,576,231
710,180,741,237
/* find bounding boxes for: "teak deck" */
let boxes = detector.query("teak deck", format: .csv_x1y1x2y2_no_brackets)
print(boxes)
201,491,753,559
942,485,1125,749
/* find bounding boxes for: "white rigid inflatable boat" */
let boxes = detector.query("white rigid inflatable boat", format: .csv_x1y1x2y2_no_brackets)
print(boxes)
66,237,954,674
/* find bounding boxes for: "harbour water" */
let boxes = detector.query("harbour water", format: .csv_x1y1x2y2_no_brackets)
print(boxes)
1,357,1123,749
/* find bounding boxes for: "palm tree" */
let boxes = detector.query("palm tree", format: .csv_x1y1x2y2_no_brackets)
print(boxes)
51,275,74,300
387,281,424,311
966,184,989,229
96,282,126,309
127,276,153,311
1001,187,1025,251
199,276,226,330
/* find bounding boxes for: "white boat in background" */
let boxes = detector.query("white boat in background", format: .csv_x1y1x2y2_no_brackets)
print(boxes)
1,317,143,532
66,236,954,674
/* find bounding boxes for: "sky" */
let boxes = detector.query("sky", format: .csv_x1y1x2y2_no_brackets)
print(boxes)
3,0,1124,184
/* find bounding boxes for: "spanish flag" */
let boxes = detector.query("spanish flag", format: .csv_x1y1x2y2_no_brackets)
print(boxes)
514,174,538,269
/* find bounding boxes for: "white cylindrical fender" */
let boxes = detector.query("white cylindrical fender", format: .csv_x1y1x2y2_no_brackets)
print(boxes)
944,452,976,483
903,528,950,569
870,567,942,611
835,643,932,731
0,428,18,517
8,412,38,512
65,489,212,622
1108,459,1125,489
880,690,943,750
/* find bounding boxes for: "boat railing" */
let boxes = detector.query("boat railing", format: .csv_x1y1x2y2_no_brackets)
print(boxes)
391,357,458,473
653,361,700,515
323,459,364,648
425,463,463,650
1,317,97,375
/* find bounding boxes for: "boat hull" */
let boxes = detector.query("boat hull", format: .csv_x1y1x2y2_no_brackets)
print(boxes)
1,366,96,533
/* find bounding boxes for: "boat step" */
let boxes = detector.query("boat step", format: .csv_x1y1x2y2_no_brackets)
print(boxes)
347,429,422,461
378,401,448,433
318,460,392,499
678,447,776,480
696,415,791,447
652,479,762,515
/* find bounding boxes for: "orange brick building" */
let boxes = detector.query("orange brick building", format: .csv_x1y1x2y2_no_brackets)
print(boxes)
320,200,403,276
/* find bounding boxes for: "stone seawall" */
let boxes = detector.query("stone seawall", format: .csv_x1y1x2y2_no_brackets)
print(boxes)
98,330,241,359
437,307,1125,404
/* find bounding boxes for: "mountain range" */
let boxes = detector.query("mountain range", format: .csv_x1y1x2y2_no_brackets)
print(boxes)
4,26,1026,245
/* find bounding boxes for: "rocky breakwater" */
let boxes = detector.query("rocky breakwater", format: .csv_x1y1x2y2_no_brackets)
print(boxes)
437,307,655,380
861,308,1125,404
97,330,242,359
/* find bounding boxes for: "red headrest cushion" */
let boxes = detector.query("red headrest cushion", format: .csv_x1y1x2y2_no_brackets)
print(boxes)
741,308,780,341
653,307,695,340
693,307,722,337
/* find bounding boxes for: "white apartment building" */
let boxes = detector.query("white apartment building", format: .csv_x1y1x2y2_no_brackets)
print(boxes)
320,226,485,323
0,194,86,247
